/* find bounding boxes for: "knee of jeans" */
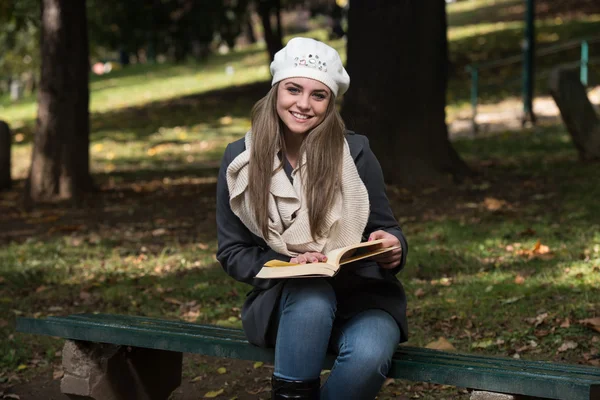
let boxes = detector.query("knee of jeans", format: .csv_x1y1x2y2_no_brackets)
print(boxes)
345,338,396,375
340,315,400,374
281,278,336,316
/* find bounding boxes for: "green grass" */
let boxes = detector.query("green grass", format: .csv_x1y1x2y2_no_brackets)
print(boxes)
1,1,600,394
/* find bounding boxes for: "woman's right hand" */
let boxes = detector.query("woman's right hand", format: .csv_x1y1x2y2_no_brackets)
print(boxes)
290,252,327,264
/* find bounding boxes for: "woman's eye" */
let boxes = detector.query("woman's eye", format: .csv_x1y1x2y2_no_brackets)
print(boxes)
313,93,326,100
287,87,300,94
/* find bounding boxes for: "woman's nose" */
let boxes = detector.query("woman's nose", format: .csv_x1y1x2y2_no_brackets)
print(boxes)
296,94,310,110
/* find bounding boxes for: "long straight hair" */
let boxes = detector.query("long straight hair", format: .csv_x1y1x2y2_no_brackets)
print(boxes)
248,83,346,240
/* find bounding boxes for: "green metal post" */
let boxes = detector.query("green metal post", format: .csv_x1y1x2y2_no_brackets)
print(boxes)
581,40,589,86
469,65,479,134
522,0,536,126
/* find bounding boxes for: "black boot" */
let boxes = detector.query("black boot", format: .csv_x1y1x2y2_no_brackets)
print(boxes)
271,374,320,400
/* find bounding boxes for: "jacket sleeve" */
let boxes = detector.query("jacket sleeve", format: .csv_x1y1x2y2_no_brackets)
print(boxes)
355,136,408,274
216,144,291,290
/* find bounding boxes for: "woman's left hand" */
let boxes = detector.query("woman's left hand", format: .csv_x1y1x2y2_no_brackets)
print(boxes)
368,230,402,269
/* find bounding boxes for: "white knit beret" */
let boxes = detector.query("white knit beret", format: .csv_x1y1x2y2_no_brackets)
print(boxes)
270,37,350,97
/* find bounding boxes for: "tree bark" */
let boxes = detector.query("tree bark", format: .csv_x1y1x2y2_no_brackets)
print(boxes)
342,0,471,186
0,121,11,191
27,0,92,202
257,0,283,61
549,67,600,161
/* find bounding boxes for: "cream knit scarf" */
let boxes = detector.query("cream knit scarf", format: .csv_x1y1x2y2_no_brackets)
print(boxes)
226,131,370,257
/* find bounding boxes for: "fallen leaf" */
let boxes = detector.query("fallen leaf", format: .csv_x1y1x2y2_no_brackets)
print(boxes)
579,317,600,333
16,364,27,371
253,361,263,369
164,297,182,305
557,341,578,353
190,375,203,382
320,369,330,376
204,388,225,398
483,197,506,211
53,369,64,380
4,394,20,399
383,377,395,387
425,337,456,351
181,309,201,322
501,296,523,305
35,285,48,293
560,318,571,328
514,275,526,285
471,339,495,349
414,289,426,297
220,116,233,125
525,312,548,327
217,367,227,374
152,228,167,237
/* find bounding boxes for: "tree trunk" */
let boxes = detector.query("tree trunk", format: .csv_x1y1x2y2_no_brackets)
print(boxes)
246,13,257,44
27,0,92,202
342,0,471,186
257,0,282,60
0,121,11,191
549,67,600,161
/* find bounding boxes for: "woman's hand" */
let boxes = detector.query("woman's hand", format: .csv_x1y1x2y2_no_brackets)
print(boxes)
290,252,327,264
368,230,402,269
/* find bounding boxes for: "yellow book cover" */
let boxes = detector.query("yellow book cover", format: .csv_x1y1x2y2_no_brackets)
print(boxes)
255,239,399,279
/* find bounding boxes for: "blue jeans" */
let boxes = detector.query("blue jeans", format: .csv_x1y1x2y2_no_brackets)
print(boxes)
271,279,401,400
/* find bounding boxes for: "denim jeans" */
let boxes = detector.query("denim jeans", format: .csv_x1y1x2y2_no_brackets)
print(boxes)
271,278,401,400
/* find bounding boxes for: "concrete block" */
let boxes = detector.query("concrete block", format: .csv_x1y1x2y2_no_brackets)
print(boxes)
61,340,182,400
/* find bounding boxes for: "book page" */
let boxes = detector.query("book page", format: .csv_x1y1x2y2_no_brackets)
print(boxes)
261,239,393,269
256,263,338,279
325,239,387,266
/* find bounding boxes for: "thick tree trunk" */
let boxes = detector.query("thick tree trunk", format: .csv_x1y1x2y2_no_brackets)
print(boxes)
549,67,600,161
28,0,91,202
342,0,471,186
257,0,282,60
0,121,10,191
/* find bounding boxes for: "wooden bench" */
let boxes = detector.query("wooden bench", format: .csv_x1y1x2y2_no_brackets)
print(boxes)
16,313,600,400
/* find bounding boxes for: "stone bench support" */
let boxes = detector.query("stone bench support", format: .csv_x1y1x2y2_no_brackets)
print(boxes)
61,340,182,400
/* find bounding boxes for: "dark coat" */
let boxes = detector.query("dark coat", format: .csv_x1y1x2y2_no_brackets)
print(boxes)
216,131,408,347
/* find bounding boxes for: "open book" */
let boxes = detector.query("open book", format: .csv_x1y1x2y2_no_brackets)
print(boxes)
255,239,399,279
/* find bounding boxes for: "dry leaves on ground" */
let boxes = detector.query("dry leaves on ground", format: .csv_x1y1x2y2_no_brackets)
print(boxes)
557,341,578,353
425,337,456,351
512,240,554,260
579,318,600,333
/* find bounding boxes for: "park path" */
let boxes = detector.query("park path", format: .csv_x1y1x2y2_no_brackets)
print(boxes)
448,85,600,138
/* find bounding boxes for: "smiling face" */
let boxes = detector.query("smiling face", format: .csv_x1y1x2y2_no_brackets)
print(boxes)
276,77,331,137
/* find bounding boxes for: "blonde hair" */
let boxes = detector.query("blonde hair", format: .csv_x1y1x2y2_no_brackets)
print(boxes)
248,83,346,240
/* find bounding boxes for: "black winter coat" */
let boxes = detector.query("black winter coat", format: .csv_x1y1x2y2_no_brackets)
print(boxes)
216,132,408,347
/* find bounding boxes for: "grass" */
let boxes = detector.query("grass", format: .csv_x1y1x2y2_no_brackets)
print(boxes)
1,1,600,397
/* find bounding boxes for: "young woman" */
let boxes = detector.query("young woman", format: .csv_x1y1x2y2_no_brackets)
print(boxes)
216,37,408,400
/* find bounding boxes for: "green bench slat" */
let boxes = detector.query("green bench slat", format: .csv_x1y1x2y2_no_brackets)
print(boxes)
399,346,600,376
16,314,600,400
60,314,249,340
